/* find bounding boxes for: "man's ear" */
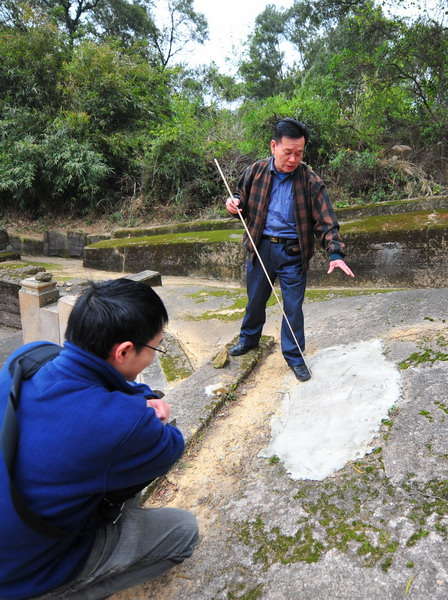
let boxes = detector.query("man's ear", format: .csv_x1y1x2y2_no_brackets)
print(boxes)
107,341,134,367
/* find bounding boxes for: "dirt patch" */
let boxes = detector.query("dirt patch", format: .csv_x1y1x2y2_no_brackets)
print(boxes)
110,349,290,600
385,322,447,342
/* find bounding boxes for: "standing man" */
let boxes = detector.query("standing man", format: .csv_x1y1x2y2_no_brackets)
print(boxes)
226,118,354,381
0,279,198,600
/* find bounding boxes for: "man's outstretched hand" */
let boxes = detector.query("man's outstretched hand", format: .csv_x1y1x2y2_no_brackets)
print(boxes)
327,259,355,278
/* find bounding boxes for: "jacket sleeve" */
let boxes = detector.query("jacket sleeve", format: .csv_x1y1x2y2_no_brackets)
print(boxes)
310,177,346,258
105,409,184,491
235,163,256,219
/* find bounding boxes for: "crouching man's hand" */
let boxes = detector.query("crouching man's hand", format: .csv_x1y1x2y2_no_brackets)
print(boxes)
147,398,171,423
327,259,355,278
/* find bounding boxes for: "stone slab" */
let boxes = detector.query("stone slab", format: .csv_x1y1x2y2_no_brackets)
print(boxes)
126,270,162,287
164,336,275,443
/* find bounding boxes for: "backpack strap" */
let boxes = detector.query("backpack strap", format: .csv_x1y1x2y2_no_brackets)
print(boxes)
1,343,69,538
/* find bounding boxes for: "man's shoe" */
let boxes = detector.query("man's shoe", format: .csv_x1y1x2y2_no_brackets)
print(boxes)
291,364,311,382
229,341,258,356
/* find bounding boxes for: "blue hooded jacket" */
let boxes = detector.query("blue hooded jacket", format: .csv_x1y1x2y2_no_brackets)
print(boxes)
0,341,184,599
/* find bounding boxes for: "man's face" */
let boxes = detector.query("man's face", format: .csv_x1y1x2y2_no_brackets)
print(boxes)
109,329,165,381
270,136,306,173
127,330,165,381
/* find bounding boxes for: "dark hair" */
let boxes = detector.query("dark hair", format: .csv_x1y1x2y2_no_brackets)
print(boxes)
273,118,310,144
65,278,168,359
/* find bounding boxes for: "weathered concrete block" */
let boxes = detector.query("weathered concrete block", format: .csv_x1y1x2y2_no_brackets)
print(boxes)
57,295,77,343
0,279,21,328
82,211,448,287
337,195,448,222
19,278,60,343
22,237,44,256
67,231,87,257
126,270,162,287
45,231,68,257
7,235,21,254
8,235,44,256
0,250,20,262
86,233,111,245
0,230,8,251
83,246,125,272
113,218,242,239
39,304,60,344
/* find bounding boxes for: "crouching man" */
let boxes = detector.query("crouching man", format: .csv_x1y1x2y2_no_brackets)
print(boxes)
0,279,198,600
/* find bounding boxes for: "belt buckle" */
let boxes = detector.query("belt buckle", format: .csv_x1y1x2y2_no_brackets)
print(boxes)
272,236,280,243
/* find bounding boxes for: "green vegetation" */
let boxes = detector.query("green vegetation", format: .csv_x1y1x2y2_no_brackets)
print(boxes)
236,446,448,575
0,252,20,261
342,211,448,235
0,261,60,271
227,584,264,600
159,354,193,383
0,1,446,221
304,288,402,302
399,332,448,369
88,230,243,249
183,286,402,322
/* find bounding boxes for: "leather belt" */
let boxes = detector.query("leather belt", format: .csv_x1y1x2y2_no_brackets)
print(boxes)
262,235,298,244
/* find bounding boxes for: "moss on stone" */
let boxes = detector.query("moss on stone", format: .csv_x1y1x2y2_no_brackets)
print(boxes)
227,584,264,600
184,287,401,322
159,354,193,383
406,529,430,547
87,229,244,249
187,289,245,304
399,349,448,369
0,251,20,261
337,195,448,215
185,288,277,322
399,332,448,369
88,209,448,252
236,447,448,574
113,218,239,238
304,288,402,302
342,210,448,235
0,260,60,270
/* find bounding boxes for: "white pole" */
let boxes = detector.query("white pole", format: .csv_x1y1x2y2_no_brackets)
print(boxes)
214,158,311,373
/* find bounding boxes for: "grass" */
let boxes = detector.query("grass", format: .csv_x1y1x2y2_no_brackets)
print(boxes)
184,287,403,321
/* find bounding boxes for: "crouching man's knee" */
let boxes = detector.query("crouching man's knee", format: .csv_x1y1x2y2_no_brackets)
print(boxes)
167,508,199,563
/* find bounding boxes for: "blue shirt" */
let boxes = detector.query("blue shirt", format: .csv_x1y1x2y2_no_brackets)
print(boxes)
0,341,184,599
263,159,297,238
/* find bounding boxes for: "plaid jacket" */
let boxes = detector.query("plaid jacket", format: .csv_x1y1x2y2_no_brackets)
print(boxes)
235,158,345,271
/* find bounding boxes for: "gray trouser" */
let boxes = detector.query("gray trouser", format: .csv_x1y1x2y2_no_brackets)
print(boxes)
36,498,198,600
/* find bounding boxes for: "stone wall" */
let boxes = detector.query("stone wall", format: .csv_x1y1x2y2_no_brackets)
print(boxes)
9,235,44,256
84,240,246,281
336,195,448,222
0,279,21,328
308,228,448,287
8,231,111,258
84,225,448,288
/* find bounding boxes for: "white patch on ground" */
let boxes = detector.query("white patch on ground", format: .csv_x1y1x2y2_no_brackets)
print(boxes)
260,339,401,480
205,383,226,396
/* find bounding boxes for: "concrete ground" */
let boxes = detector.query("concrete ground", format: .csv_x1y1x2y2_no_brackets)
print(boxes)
1,257,447,600
117,287,448,600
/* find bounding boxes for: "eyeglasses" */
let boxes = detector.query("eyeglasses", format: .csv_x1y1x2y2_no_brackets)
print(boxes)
138,342,167,355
